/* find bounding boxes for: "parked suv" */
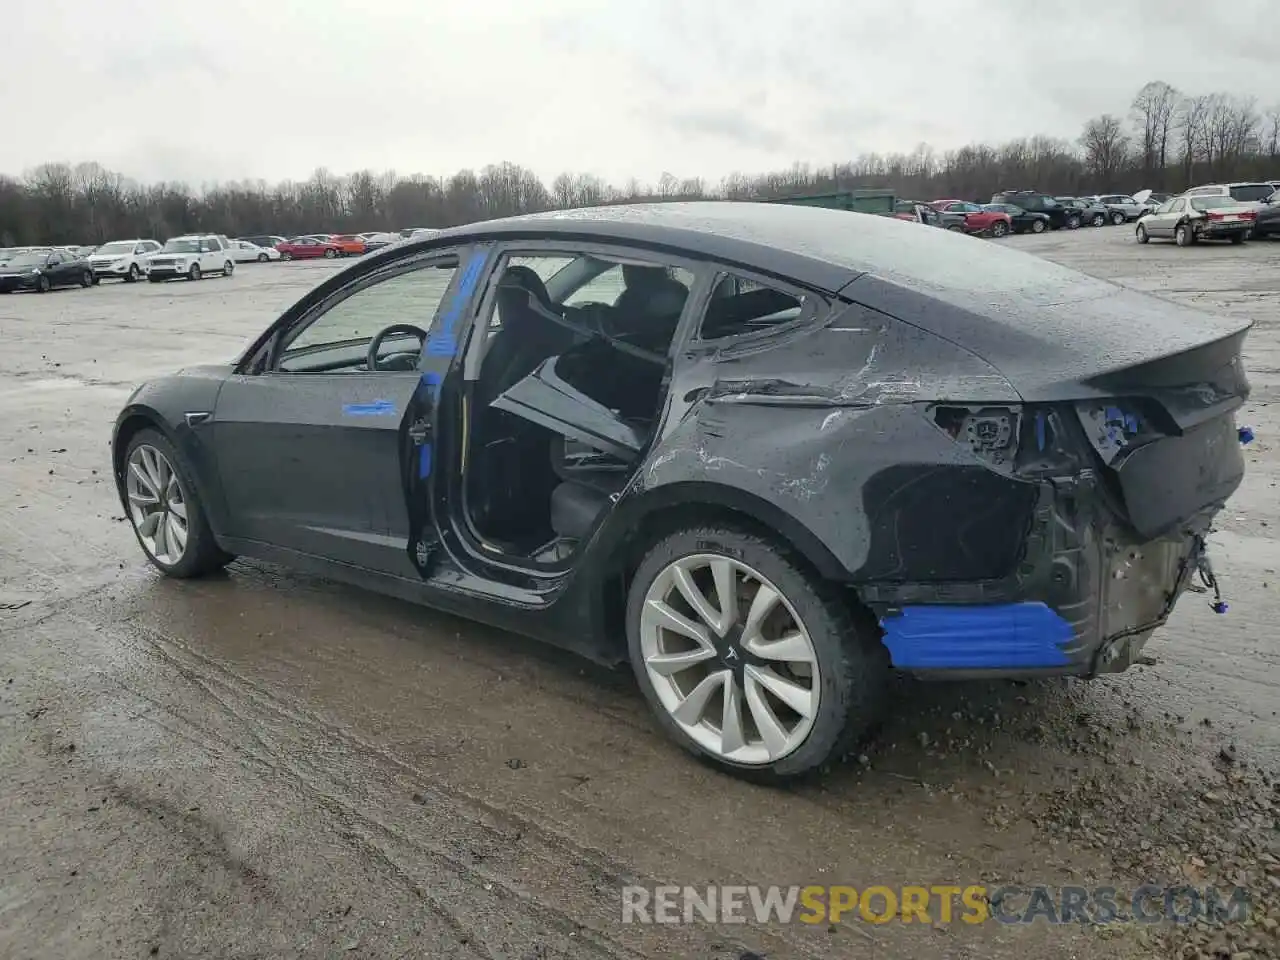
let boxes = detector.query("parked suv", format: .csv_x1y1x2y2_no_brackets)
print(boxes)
147,235,236,282
1087,195,1145,224
991,191,1081,230
1183,182,1278,212
87,239,161,282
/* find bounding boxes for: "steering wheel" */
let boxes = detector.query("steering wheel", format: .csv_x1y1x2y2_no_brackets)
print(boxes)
366,323,428,371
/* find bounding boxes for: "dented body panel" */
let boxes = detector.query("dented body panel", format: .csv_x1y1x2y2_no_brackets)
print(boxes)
111,202,1252,677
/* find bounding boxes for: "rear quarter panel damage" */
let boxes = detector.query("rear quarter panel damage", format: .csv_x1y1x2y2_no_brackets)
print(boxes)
624,302,1039,584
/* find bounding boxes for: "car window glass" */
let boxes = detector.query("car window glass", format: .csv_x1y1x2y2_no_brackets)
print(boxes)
1170,199,1185,212
1229,184,1272,202
700,274,806,340
278,260,459,373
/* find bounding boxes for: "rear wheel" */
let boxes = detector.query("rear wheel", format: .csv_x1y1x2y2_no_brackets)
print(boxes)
1066,215,1081,230
122,428,234,578
1030,219,1047,234
626,525,889,781
1111,210,1126,226
989,220,1009,238
281,251,293,261
1230,233,1245,245
1175,224,1193,247
127,264,141,282
80,270,93,287
1136,224,1149,244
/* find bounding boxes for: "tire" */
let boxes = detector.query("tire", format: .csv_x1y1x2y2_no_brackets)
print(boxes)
126,264,141,282
1111,210,1126,226
947,224,964,232
281,251,293,261
121,427,234,578
80,270,94,288
989,220,1009,238
36,274,50,293
148,276,163,283
222,260,234,276
323,248,337,259
1091,213,1106,227
188,263,202,281
1230,233,1245,245
1175,224,1192,247
625,525,889,781
1136,224,1149,244
257,253,268,263
1030,219,1047,234
1066,215,1081,230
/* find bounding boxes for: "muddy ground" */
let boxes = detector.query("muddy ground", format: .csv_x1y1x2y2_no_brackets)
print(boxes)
1,228,1278,960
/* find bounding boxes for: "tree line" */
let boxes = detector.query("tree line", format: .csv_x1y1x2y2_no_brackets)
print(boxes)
2,80,1278,247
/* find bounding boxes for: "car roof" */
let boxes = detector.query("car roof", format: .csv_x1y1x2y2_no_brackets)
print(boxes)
406,200,1119,299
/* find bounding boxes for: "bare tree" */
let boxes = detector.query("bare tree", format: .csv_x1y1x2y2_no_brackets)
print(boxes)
1079,114,1130,186
1131,81,1179,186
1266,105,1280,160
1175,94,1211,188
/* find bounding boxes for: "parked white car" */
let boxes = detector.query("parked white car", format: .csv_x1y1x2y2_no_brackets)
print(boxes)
87,239,162,282
146,234,236,282
229,239,281,263
1087,195,1146,224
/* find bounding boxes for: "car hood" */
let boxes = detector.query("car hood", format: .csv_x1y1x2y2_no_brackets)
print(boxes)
842,245,1251,402
0,266,36,276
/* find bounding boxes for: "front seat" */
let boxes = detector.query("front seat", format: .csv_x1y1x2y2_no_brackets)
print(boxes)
475,265,576,407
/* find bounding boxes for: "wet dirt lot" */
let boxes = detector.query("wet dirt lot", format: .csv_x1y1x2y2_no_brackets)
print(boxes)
2,230,1278,960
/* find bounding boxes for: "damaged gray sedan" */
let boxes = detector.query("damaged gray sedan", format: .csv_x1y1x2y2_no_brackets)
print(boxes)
112,202,1251,780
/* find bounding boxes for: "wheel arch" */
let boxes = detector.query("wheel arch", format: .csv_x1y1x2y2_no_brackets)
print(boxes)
112,406,172,500
590,481,859,662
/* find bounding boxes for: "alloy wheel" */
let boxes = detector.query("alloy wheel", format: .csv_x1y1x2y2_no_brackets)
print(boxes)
639,553,820,765
126,444,189,566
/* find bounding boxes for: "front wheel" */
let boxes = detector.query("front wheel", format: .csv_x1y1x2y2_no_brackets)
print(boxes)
126,264,141,282
1092,213,1106,227
80,270,94,288
188,264,202,281
1066,215,1081,230
1136,224,1149,244
989,220,1009,238
35,274,51,293
1111,210,1126,226
626,525,889,781
122,428,234,578
257,253,268,262
281,251,293,261
1030,219,1047,234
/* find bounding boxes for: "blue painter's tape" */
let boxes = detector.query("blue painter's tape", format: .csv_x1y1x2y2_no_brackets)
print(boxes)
427,334,457,356
1035,412,1046,452
343,399,397,416
421,371,444,401
879,602,1073,670
417,443,432,479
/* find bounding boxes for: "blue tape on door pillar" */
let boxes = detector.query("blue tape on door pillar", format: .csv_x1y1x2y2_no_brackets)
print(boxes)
424,249,489,360
418,444,432,478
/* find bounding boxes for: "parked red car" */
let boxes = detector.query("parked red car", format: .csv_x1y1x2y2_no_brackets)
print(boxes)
931,200,1013,238
276,236,342,260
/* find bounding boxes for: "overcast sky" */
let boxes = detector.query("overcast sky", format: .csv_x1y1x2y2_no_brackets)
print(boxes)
3,0,1277,188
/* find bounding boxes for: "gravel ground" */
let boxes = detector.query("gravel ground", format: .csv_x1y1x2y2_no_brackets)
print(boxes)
1,227,1278,960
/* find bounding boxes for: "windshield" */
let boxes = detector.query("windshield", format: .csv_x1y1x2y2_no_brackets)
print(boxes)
1229,184,1275,203
96,241,134,255
1191,197,1246,212
162,238,200,253
5,252,49,268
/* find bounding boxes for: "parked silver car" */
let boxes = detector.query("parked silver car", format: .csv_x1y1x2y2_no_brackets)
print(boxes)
1089,194,1146,224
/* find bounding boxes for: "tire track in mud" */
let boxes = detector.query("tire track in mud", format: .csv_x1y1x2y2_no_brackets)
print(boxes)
111,618,839,959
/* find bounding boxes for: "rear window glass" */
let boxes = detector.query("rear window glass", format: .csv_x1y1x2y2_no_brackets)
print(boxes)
1229,184,1274,202
700,275,805,340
